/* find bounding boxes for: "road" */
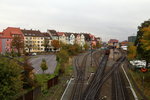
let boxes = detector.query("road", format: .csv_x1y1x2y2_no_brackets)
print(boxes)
29,54,57,74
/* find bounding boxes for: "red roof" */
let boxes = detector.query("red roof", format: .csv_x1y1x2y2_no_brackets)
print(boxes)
108,39,119,43
57,32,65,36
2,27,23,38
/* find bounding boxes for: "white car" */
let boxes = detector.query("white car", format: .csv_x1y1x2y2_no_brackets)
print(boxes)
32,53,37,56
130,60,146,68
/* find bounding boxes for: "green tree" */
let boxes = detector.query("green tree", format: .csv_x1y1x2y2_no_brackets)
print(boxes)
11,36,24,56
40,59,48,73
22,56,35,88
0,57,23,99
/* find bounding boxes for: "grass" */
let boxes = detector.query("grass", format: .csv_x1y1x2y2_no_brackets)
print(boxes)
37,59,73,100
14,57,25,62
129,69,150,99
36,58,73,100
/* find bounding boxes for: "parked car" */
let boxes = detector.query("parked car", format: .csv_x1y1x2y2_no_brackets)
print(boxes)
32,53,37,56
130,60,146,68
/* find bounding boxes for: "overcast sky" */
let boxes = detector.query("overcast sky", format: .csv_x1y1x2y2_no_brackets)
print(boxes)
0,0,150,41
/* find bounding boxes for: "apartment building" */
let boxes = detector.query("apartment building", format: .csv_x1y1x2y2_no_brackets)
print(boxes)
21,29,46,52
0,27,24,54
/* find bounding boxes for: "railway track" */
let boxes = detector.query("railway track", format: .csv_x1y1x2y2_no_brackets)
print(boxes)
112,50,129,100
70,52,91,100
83,50,126,100
83,54,109,100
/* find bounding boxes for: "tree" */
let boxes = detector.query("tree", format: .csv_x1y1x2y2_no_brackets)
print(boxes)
56,49,69,73
127,46,137,60
96,41,101,49
135,19,150,58
22,56,35,88
140,26,150,66
42,38,50,52
11,36,24,56
0,57,23,99
84,43,89,50
51,40,60,52
40,59,48,73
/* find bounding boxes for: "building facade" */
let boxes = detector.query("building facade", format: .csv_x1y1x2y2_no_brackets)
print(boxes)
57,32,66,43
128,36,136,43
0,27,24,54
22,29,47,52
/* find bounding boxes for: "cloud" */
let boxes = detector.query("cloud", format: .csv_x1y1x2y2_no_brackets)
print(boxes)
0,0,150,41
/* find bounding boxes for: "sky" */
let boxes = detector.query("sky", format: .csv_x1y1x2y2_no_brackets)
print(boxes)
0,0,150,41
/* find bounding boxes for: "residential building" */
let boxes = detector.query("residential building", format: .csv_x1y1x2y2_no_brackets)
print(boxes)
120,40,128,46
47,30,59,40
80,34,85,47
57,32,66,43
108,39,119,48
21,29,45,52
65,33,75,45
83,33,91,46
74,33,81,45
0,27,24,54
42,32,53,51
128,36,136,43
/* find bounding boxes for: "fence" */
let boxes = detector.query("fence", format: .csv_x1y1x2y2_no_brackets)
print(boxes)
17,86,41,100
47,76,59,89
17,76,59,100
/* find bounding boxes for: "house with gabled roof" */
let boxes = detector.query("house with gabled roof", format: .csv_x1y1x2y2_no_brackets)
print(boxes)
65,32,75,45
0,27,24,54
57,32,66,44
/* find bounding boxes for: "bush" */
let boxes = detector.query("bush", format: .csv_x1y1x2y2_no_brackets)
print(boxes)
0,57,23,99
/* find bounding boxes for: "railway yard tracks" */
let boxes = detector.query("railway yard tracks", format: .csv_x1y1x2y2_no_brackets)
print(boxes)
70,53,90,100
69,49,130,100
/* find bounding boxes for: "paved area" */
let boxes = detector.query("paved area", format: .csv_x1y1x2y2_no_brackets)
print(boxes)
29,55,57,74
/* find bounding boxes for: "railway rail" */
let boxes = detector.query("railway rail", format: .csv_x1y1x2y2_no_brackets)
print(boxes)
70,52,91,100
83,50,127,100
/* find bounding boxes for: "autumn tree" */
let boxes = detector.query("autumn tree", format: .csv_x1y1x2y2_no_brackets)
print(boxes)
127,46,137,60
0,57,23,99
84,43,89,50
140,26,150,67
135,19,150,58
42,38,50,52
96,41,101,49
56,49,69,73
11,36,24,56
40,59,48,73
51,40,60,52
